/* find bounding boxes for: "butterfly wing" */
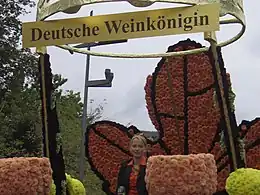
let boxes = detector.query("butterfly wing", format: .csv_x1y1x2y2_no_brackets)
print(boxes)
86,121,133,194
85,120,166,194
144,39,245,192
144,39,221,155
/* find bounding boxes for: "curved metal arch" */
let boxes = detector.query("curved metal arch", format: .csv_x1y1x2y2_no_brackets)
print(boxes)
36,0,246,58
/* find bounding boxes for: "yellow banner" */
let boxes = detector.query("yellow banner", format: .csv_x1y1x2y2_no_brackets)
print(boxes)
22,3,220,48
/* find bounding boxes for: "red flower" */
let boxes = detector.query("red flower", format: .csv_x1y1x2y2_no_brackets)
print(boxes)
239,119,260,169
85,40,260,194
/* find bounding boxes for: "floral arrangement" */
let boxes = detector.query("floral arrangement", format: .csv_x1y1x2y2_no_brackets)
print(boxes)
50,180,56,195
0,157,52,195
51,174,86,195
66,174,86,195
85,39,260,195
145,154,217,195
226,168,260,195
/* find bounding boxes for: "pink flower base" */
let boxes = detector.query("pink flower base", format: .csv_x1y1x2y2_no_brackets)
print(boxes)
145,153,217,195
0,157,52,195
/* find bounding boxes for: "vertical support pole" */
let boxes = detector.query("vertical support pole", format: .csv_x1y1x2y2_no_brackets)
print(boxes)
79,10,93,181
205,32,238,170
40,53,50,158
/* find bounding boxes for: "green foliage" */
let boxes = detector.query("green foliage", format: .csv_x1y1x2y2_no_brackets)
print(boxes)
0,0,42,157
0,88,42,157
56,90,105,195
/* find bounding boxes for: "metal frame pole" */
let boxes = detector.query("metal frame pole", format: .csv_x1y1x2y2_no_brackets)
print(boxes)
79,10,93,181
78,12,127,181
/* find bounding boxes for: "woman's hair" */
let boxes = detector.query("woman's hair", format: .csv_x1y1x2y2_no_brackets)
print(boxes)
130,133,147,146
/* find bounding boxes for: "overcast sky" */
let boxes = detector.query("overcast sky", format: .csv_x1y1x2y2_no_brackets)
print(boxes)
21,1,260,131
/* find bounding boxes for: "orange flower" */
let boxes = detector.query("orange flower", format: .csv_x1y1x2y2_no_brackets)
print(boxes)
0,157,52,195
145,154,217,195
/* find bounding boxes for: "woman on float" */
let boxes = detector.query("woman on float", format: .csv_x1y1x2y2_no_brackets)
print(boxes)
116,133,148,195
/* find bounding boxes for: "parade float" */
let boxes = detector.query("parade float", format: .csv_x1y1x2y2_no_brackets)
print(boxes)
0,0,257,194
85,39,260,195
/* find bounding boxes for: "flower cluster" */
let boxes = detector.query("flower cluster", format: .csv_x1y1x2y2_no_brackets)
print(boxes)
0,157,52,195
148,143,167,156
243,120,260,146
145,153,217,195
85,39,260,195
144,40,221,156
241,120,260,169
50,174,86,195
246,143,260,170
144,75,159,130
51,180,56,195
87,128,129,193
217,164,229,191
226,168,260,195
236,119,260,179
66,174,86,195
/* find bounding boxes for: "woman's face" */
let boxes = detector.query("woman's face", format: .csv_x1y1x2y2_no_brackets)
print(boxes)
130,138,146,158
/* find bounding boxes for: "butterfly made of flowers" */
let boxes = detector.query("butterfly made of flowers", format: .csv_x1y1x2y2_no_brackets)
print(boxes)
85,39,260,194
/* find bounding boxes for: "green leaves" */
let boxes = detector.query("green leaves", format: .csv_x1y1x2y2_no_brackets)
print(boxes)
0,0,46,158
57,91,105,194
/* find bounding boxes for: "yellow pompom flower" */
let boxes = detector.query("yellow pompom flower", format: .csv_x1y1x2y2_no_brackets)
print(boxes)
50,180,56,195
66,174,86,195
226,168,260,195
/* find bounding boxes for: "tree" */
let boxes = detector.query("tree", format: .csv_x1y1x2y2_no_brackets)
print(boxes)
88,98,107,124
56,90,106,195
0,86,42,157
0,0,37,95
0,0,42,157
